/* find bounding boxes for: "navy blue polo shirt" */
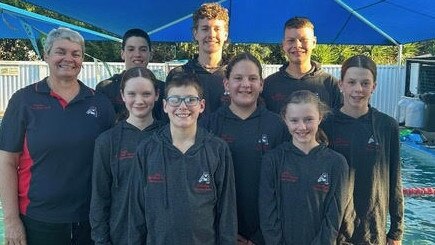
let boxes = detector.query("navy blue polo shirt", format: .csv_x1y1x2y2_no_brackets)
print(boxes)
0,78,115,223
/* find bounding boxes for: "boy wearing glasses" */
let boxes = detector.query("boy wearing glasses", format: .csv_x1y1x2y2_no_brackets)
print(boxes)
262,17,342,113
127,72,237,245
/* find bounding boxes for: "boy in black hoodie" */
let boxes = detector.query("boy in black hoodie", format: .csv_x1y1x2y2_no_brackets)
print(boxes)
166,3,230,117
96,28,166,121
262,17,341,113
127,72,237,245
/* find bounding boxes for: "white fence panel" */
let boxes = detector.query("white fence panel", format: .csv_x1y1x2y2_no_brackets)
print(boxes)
372,66,406,118
1,61,405,118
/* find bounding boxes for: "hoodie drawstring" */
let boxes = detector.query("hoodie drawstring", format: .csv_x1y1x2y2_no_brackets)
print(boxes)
111,122,125,188
161,141,169,208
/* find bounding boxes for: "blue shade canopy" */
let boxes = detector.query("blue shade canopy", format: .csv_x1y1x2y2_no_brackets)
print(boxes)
0,3,120,41
18,0,435,45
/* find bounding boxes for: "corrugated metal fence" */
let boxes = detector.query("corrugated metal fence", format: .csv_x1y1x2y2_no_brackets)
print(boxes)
0,61,405,117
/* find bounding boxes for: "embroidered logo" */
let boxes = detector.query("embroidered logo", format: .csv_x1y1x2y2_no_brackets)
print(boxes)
313,172,330,193
256,134,270,152
194,172,212,192
31,104,51,110
86,106,98,117
118,149,135,160
317,172,329,185
148,173,164,183
332,137,350,147
271,93,286,102
281,170,298,182
367,134,380,151
198,172,211,184
220,133,235,144
368,135,376,144
258,134,269,145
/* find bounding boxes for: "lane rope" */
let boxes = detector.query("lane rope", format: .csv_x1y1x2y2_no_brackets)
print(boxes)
403,187,435,196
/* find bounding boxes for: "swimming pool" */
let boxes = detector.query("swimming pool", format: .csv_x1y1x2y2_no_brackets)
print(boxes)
0,146,434,243
400,144,435,244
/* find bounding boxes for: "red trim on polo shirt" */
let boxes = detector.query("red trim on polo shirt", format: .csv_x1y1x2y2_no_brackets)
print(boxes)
50,91,68,109
18,135,33,215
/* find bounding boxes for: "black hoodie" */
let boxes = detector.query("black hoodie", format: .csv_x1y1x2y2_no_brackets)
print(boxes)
259,142,349,245
166,58,229,117
127,125,237,245
262,61,341,113
90,120,163,245
322,107,404,244
96,72,166,122
201,105,290,244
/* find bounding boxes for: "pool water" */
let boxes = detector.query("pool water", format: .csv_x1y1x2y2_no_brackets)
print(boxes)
400,144,435,244
0,146,434,243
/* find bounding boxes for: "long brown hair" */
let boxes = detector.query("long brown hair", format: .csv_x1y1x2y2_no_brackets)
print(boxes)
341,55,377,82
120,67,159,93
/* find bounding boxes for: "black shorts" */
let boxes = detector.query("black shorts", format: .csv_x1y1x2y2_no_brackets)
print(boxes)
21,215,93,245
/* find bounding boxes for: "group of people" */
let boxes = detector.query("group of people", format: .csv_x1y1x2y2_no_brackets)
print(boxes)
0,2,403,245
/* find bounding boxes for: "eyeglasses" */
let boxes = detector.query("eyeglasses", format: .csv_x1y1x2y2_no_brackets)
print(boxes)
166,96,201,107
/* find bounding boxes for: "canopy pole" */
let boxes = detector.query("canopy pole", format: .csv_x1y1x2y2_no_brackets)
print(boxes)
333,0,399,45
398,44,403,66
396,44,404,100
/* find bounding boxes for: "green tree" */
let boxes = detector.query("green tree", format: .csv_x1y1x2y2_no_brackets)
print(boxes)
0,39,39,60
312,44,340,64
418,40,435,56
224,43,273,64
85,41,122,62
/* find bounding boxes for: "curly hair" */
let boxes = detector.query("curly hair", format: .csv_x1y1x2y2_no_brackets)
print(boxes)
193,3,229,31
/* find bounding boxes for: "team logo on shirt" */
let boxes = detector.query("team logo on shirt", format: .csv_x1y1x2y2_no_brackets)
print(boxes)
332,137,350,147
281,170,298,182
256,134,270,152
31,104,51,110
220,133,235,144
313,172,330,193
86,106,98,117
118,149,135,160
198,172,211,184
317,173,329,185
366,134,380,151
194,172,212,192
148,173,164,183
271,93,286,102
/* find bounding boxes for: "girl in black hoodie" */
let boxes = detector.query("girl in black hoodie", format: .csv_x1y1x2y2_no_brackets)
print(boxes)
322,55,404,244
201,52,289,245
90,67,164,244
259,90,349,245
